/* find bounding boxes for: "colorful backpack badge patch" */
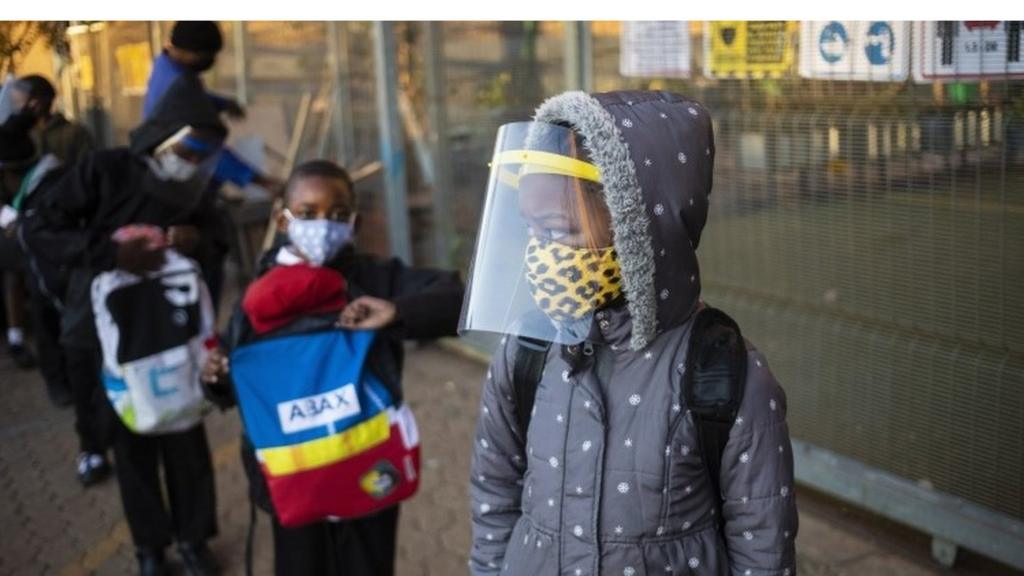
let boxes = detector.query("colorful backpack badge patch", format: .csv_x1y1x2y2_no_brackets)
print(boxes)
360,461,401,499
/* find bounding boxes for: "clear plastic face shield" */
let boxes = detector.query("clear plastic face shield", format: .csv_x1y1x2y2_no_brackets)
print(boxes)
459,122,621,345
150,125,221,183
142,126,223,210
0,75,17,125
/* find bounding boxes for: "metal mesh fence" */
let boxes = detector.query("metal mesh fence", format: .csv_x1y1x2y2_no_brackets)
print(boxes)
587,21,1024,520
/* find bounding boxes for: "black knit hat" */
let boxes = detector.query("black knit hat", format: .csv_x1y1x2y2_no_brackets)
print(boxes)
0,111,37,169
170,21,223,54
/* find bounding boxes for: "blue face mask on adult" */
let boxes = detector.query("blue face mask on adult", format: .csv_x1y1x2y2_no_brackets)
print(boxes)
284,209,355,266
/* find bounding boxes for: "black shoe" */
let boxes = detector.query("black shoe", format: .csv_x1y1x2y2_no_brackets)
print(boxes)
47,384,73,408
76,452,111,487
9,344,36,369
136,547,168,576
178,542,222,576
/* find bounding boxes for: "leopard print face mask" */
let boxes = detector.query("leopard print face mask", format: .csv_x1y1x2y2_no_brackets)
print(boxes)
523,236,623,322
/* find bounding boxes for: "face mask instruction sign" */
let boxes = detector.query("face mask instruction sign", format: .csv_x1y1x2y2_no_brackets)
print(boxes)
799,21,910,81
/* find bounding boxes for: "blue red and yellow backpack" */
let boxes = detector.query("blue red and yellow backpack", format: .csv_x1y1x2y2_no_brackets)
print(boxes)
230,327,420,527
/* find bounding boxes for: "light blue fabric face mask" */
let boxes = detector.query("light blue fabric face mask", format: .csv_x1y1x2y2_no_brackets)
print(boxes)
284,209,354,266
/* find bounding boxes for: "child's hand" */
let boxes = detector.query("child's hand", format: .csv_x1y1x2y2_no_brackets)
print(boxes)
115,237,166,274
201,347,230,384
338,296,397,330
223,98,247,120
168,225,200,255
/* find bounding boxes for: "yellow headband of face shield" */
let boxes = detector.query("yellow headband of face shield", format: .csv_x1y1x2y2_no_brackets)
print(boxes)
492,149,602,189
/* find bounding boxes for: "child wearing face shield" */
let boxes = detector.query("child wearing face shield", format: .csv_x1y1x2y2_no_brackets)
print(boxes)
465,92,797,576
200,159,465,576
20,74,233,576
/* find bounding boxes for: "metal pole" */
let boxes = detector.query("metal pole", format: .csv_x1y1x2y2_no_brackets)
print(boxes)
327,21,355,166
149,21,163,58
94,23,114,147
233,21,248,106
63,23,90,124
52,52,74,120
284,92,314,177
373,21,412,263
424,21,454,268
563,22,593,92
564,22,580,90
579,21,593,93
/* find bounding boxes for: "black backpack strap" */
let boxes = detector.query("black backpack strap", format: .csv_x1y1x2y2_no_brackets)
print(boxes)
682,307,747,528
511,336,551,438
244,499,257,576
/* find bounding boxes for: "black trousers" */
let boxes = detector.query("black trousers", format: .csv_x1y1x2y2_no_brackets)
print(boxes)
112,422,218,549
198,251,224,316
270,506,399,576
28,287,68,394
196,200,231,314
65,345,108,453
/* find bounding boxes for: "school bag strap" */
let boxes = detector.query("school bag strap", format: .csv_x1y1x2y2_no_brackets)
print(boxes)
683,306,747,528
511,336,552,439
508,307,746,529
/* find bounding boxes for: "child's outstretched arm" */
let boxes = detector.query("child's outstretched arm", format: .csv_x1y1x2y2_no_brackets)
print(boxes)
469,339,527,575
384,258,465,340
719,348,799,575
338,296,397,330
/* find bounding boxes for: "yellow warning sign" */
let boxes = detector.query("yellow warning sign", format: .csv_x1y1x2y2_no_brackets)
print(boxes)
704,21,798,78
114,42,153,95
77,55,94,92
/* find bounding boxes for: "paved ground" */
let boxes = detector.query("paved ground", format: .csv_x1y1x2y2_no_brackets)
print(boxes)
0,341,1019,575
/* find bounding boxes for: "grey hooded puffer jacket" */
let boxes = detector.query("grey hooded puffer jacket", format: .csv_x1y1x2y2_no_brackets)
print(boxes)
469,91,798,576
